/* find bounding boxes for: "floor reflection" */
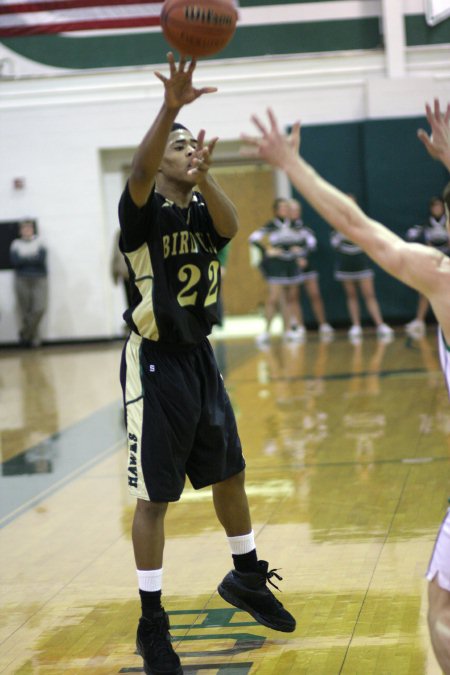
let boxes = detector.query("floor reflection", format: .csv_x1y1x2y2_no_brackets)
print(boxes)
0,354,59,465
0,333,447,674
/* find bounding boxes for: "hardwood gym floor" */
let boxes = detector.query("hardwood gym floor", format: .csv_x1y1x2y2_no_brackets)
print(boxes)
0,328,447,674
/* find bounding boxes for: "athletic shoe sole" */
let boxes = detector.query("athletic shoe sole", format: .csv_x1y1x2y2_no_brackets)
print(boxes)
136,644,184,675
217,583,296,633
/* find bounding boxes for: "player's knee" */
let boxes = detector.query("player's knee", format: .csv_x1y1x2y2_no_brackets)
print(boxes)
428,581,450,674
231,468,246,488
136,498,168,520
431,623,450,675
215,469,246,492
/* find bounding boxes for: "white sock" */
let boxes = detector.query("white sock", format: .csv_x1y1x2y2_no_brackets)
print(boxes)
137,568,163,592
227,530,255,555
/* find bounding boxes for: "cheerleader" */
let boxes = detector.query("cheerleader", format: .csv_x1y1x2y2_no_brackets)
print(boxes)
405,196,448,337
287,199,334,339
331,195,393,341
249,198,305,345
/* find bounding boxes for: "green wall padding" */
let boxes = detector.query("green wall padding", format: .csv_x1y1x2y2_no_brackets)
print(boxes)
294,117,449,327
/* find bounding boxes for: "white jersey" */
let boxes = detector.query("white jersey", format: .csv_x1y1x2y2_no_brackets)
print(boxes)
426,327,450,590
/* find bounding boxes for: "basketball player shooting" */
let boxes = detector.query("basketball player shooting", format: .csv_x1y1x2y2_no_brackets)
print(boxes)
118,53,295,675
241,100,450,674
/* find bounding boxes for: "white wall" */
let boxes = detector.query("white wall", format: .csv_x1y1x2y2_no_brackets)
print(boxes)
1,49,449,343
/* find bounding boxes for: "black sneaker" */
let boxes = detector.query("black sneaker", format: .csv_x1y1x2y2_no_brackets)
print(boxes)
136,610,183,675
218,560,296,633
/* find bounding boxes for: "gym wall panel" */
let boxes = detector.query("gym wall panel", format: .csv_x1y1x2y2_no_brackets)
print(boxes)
405,14,450,45
0,18,382,70
295,121,366,326
0,1,447,74
362,117,448,324
294,117,449,327
0,2,448,341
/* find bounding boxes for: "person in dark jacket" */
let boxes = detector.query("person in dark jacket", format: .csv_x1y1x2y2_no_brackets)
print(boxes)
10,219,48,347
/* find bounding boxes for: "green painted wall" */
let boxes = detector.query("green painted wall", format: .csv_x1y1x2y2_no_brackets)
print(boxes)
295,117,449,327
406,14,450,45
1,7,448,70
0,18,382,69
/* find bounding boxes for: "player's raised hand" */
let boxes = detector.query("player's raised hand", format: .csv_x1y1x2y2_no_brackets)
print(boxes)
241,108,301,170
417,99,450,170
154,52,217,109
188,129,219,180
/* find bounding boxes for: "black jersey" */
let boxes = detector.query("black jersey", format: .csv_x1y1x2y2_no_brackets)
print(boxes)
118,183,230,346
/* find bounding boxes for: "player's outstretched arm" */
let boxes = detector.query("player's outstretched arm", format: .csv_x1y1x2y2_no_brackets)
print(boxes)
240,108,446,296
129,53,217,207
417,99,450,171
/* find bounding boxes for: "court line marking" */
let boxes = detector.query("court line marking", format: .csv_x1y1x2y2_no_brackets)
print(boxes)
0,439,123,529
269,368,440,382
253,455,450,472
233,367,440,385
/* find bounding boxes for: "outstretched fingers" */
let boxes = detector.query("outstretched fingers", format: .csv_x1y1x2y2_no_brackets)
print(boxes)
154,52,187,83
267,108,280,134
434,98,441,120
188,129,218,176
417,128,431,148
178,54,188,72
187,57,197,74
196,130,218,158
427,99,450,127
445,103,450,125
290,121,301,152
425,102,435,127
207,136,219,155
154,70,166,84
240,109,302,162
167,51,176,75
250,114,269,137
196,128,205,150
196,86,218,96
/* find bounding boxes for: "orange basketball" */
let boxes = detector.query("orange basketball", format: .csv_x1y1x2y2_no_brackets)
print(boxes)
160,0,238,58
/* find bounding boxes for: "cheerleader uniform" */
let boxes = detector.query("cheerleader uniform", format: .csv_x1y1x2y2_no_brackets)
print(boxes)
330,231,374,281
249,218,305,285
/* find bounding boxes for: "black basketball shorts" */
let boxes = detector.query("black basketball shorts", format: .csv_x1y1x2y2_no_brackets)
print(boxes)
120,332,245,502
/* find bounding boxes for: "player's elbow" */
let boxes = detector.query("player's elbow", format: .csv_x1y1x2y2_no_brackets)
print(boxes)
216,219,239,239
215,205,239,239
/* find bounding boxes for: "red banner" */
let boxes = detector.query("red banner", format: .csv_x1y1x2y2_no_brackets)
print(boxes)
0,0,163,36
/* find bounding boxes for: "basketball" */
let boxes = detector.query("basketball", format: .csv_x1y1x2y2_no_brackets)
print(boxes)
160,0,238,58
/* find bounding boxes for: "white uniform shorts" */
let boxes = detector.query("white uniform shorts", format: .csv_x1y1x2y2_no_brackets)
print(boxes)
426,507,450,591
